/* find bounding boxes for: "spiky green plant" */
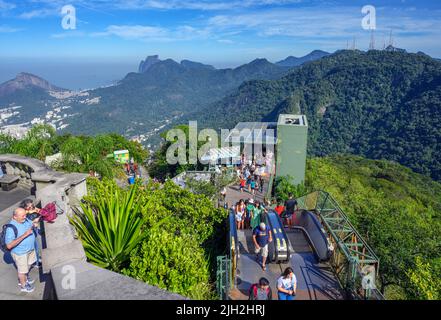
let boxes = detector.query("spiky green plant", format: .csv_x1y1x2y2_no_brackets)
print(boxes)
70,181,153,271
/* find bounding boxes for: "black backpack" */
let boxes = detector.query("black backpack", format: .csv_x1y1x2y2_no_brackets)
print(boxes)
0,224,18,252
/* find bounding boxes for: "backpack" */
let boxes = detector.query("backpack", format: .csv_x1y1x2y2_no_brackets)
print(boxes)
39,202,58,223
249,284,270,300
0,224,18,252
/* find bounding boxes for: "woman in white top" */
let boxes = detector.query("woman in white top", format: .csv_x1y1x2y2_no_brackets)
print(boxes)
235,199,246,230
277,267,297,300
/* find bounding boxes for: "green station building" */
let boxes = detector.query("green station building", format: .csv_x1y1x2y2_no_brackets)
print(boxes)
223,113,308,185
275,114,308,185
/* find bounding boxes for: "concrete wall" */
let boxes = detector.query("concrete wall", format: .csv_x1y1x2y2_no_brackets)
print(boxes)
0,154,187,300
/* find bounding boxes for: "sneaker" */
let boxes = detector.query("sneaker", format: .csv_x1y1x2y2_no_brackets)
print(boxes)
26,276,35,285
18,276,35,286
20,283,35,293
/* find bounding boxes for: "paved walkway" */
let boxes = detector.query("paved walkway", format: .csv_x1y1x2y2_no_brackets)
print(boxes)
0,188,30,212
224,178,268,208
0,189,48,300
225,178,344,300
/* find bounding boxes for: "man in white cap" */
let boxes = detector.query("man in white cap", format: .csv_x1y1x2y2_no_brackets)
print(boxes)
252,222,272,271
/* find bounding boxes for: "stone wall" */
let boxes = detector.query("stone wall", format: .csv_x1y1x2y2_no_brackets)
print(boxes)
0,154,187,300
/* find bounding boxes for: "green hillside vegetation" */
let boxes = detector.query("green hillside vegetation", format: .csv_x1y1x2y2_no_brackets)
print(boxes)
66,58,289,137
0,124,148,178
0,87,55,123
303,155,441,300
72,178,226,299
194,50,441,182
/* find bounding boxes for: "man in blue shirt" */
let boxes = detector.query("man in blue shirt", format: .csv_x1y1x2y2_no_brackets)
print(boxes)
5,207,38,293
252,222,272,271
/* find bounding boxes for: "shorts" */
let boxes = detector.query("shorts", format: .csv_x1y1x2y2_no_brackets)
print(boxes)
11,250,37,274
284,212,294,218
236,214,243,222
255,244,269,258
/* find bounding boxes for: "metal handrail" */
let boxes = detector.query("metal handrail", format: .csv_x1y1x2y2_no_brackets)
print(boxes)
296,190,385,300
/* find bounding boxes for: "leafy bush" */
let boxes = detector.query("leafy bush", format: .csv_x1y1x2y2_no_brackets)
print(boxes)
0,124,149,178
72,178,226,299
70,179,152,271
122,229,215,300
406,257,441,300
274,175,308,201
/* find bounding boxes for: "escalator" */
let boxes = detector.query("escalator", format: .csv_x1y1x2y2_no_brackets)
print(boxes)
289,210,332,262
265,210,290,263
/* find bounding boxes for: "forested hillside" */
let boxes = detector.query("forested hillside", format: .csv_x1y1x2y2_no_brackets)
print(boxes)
305,155,441,300
193,50,441,181
65,58,290,137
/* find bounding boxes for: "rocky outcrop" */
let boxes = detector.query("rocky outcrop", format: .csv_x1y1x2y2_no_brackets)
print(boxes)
0,73,65,96
138,55,162,73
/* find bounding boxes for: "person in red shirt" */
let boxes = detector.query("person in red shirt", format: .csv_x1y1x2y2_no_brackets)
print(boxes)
239,176,246,193
274,200,285,217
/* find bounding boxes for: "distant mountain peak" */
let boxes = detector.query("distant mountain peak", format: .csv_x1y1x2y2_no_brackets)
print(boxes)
0,72,64,96
138,55,162,73
180,60,215,70
276,50,330,67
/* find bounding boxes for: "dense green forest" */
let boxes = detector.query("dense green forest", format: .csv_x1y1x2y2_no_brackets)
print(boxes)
0,124,148,178
65,58,290,137
304,155,441,300
192,50,441,182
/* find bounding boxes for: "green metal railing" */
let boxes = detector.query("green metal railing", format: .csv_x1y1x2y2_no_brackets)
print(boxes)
216,255,230,300
216,207,237,300
296,191,385,300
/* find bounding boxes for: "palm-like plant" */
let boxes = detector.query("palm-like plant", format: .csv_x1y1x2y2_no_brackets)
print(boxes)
70,182,151,271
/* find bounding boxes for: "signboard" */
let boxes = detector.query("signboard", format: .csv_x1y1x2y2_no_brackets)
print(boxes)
114,150,130,164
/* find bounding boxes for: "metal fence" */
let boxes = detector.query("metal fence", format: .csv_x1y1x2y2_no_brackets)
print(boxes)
297,191,385,300
216,255,230,300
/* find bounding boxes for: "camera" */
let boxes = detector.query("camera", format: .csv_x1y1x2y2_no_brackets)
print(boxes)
27,213,40,221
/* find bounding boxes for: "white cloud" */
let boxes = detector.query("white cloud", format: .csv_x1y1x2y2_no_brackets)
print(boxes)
207,6,441,41
0,0,15,11
91,24,213,42
113,0,303,11
18,8,59,19
0,25,21,32
217,39,234,44
20,0,302,12
91,25,170,40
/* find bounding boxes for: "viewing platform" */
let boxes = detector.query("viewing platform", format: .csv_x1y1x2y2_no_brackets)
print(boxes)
0,154,186,300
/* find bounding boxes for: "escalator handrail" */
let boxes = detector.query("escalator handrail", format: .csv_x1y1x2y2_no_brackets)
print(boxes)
266,210,291,262
294,210,331,261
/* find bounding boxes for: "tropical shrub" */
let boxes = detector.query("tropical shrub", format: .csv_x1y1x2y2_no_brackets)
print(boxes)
406,257,441,300
122,229,215,300
70,179,151,271
274,175,308,201
0,124,149,178
72,178,226,299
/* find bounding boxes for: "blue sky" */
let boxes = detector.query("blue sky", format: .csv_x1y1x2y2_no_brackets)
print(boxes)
1,0,440,89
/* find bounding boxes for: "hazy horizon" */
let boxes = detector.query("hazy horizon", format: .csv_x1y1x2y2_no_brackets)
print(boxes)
1,0,441,89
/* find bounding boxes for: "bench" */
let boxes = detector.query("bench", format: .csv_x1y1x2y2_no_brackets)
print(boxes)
0,174,19,191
